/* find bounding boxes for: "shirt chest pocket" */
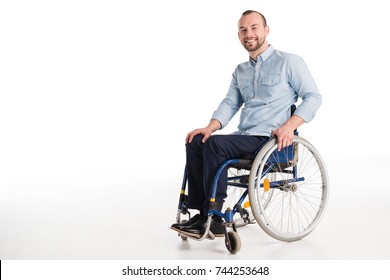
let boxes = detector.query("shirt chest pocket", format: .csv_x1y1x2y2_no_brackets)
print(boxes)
259,74,282,99
238,74,282,102
260,75,281,86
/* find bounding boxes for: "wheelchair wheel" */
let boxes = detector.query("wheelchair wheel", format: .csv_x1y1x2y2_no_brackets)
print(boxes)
225,231,241,254
248,136,329,242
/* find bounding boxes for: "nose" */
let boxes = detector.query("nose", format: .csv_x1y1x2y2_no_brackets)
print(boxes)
245,29,254,38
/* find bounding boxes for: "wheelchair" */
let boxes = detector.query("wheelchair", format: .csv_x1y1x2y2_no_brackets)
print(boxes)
174,131,329,254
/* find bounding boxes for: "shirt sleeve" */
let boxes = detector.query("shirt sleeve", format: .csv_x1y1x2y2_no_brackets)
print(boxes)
211,71,244,129
287,55,322,123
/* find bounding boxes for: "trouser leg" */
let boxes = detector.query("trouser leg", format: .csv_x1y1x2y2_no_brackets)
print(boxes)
201,135,269,214
185,134,269,215
185,135,206,213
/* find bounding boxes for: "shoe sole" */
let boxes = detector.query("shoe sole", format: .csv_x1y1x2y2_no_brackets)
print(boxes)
178,230,202,239
170,226,182,233
177,230,225,239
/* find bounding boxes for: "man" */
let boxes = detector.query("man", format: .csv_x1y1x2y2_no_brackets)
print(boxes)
171,10,322,238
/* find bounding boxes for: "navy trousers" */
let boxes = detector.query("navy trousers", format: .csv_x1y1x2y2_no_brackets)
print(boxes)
185,134,269,215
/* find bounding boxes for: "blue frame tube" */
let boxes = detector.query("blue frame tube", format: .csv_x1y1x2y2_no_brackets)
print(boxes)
209,159,240,201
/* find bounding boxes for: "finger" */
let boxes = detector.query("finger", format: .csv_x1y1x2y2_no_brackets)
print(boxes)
284,138,289,149
277,138,283,151
186,131,195,144
286,136,293,147
278,137,289,151
188,133,194,144
202,134,209,143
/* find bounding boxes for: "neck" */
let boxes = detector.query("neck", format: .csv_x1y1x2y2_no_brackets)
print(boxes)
249,43,269,61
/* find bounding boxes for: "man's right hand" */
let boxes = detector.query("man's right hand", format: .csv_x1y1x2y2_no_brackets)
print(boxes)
186,128,212,144
185,119,222,144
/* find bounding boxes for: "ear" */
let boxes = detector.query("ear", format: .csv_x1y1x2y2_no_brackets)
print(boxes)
264,26,269,36
265,26,270,36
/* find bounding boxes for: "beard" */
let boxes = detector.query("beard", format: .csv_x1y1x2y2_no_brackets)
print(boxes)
242,36,266,52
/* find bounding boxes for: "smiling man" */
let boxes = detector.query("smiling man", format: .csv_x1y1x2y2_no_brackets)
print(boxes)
239,11,269,56
171,10,322,238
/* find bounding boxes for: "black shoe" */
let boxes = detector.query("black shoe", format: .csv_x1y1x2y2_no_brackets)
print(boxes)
179,215,208,238
210,218,225,237
180,215,225,238
170,214,201,232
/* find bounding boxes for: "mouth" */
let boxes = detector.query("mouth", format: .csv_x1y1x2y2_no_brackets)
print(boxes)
245,37,257,43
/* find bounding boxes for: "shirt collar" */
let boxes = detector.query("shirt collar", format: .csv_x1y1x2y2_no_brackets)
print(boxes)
249,45,274,66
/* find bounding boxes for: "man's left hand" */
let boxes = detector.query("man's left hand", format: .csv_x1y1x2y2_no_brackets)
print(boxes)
271,124,294,151
271,115,305,151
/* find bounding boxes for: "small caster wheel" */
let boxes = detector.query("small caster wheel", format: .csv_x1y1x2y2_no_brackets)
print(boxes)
225,231,241,254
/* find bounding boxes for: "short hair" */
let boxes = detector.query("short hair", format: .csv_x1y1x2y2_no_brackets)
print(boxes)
241,10,267,27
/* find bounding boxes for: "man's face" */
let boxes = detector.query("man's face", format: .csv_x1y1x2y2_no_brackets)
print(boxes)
238,13,269,53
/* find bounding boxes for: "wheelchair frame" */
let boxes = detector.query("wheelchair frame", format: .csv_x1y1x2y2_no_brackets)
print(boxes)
175,135,329,254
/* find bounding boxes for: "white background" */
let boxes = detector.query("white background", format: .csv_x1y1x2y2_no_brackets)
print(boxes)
1,0,390,262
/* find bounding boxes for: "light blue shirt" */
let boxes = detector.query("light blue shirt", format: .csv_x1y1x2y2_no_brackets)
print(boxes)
211,45,322,136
